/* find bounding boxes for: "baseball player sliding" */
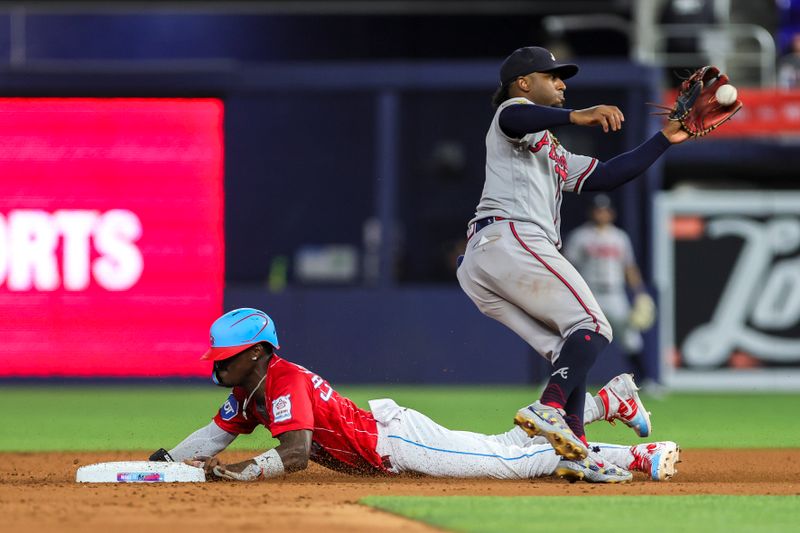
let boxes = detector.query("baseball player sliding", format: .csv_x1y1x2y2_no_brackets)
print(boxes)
150,308,679,483
456,46,737,475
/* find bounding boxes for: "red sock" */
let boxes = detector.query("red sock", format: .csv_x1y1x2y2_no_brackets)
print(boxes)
540,383,566,410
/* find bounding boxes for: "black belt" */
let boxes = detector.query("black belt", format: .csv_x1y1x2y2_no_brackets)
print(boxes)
467,216,505,239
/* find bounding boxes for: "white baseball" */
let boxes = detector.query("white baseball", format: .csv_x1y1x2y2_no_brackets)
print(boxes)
715,84,737,106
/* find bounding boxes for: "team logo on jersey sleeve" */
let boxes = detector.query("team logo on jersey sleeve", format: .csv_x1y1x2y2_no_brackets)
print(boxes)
219,393,239,421
272,394,292,422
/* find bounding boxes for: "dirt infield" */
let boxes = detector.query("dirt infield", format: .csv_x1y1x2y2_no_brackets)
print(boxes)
2,450,798,533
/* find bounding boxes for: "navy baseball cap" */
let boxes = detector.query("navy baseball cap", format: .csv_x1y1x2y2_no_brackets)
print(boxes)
499,46,579,85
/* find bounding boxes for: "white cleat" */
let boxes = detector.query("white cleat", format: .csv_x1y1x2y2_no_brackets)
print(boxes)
556,450,633,483
598,373,652,437
629,441,681,481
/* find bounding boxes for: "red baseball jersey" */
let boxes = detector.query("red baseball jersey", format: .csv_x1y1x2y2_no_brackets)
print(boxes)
213,355,386,474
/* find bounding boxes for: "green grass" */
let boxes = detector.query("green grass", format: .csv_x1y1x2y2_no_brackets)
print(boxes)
3,385,796,532
361,495,800,533
0,385,798,451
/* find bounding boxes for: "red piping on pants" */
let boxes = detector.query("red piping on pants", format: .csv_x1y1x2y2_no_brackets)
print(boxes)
508,222,600,333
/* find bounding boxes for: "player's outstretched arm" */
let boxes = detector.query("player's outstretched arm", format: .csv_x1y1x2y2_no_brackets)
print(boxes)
570,106,625,133
149,420,237,462
660,119,692,144
197,429,312,482
581,132,671,192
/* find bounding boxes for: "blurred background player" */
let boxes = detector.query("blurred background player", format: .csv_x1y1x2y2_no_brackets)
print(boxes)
563,194,659,391
150,308,680,483
778,31,800,89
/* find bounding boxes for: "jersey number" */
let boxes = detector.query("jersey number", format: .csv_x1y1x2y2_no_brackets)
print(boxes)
310,374,334,401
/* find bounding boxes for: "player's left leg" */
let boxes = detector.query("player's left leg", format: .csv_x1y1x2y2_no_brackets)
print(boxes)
588,373,652,437
374,403,560,479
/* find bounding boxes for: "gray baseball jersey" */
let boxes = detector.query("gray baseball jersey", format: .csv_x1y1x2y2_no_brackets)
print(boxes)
563,223,635,294
458,97,612,362
470,97,598,248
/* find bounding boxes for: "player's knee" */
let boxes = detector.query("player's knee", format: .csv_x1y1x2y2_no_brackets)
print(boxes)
572,316,613,344
595,313,613,344
599,319,613,344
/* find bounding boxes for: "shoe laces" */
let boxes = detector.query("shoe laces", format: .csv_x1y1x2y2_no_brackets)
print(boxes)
629,444,655,472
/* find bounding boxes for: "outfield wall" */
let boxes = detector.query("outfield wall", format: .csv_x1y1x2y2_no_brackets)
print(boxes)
224,285,638,385
0,61,660,384
655,191,800,391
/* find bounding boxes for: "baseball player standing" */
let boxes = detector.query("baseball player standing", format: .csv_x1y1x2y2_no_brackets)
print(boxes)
563,194,658,387
149,308,680,482
456,46,690,474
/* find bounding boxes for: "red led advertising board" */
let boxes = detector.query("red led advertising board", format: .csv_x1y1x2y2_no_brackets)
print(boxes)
0,98,224,377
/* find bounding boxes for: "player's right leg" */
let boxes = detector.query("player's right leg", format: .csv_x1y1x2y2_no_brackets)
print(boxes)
458,221,612,460
505,225,614,459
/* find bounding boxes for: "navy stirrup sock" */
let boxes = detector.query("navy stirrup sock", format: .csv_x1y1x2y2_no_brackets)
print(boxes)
540,330,609,439
564,385,588,440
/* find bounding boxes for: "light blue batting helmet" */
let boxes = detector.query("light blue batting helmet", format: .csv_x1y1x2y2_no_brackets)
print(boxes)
200,308,280,361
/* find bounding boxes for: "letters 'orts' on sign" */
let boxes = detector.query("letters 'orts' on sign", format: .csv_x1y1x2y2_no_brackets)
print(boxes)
0,98,225,377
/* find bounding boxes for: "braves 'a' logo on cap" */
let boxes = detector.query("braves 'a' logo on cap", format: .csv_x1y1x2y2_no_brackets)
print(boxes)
550,52,556,61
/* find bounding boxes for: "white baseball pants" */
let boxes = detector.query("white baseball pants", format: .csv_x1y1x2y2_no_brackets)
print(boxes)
371,399,560,479
370,398,634,479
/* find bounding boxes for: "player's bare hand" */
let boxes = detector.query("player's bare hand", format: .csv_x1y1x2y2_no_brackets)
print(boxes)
212,459,261,481
185,455,222,475
570,106,625,133
220,459,257,475
186,456,261,481
660,120,692,144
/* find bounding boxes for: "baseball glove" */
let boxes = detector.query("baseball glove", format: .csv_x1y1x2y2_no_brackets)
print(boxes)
653,66,743,137
629,293,656,332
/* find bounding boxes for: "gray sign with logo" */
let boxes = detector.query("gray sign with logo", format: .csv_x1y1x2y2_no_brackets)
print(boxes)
654,191,800,390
